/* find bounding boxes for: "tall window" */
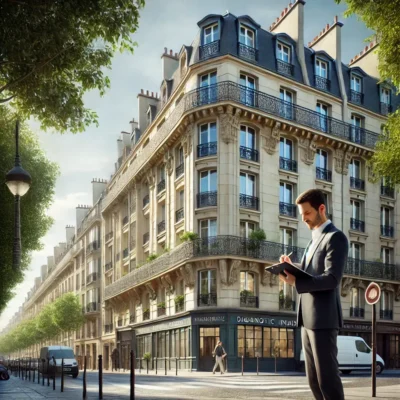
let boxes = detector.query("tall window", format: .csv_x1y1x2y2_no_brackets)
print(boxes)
322,192,331,219
240,221,255,238
200,219,217,238
280,182,293,204
348,242,362,275
316,149,328,169
280,89,293,119
240,125,256,150
350,159,361,179
350,287,365,318
204,24,219,44
381,207,391,227
350,115,363,143
239,25,255,47
178,147,184,166
199,170,217,193
381,247,392,264
381,88,391,104
198,123,217,157
240,173,256,196
380,291,394,320
199,71,217,104
279,279,296,311
277,42,290,63
316,102,328,132
349,242,361,259
279,137,293,159
316,59,328,78
351,75,362,92
240,271,255,294
350,199,361,220
240,74,255,106
199,269,217,306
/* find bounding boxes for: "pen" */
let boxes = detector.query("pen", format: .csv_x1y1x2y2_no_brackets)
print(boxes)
286,251,293,258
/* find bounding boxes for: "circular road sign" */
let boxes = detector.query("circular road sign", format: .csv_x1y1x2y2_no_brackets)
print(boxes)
365,282,381,305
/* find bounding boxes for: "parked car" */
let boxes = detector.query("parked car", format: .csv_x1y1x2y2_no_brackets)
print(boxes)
38,346,79,378
0,365,10,380
300,335,385,374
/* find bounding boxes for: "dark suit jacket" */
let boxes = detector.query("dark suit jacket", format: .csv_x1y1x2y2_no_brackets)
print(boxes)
295,223,349,330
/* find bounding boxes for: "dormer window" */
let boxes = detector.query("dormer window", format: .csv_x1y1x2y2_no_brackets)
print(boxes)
315,59,330,91
238,25,256,62
350,74,363,104
239,25,255,48
204,24,219,44
276,42,293,76
277,42,290,63
380,87,392,115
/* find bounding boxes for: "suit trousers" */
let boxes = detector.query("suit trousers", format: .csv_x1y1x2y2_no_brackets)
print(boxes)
302,327,344,400
212,356,224,373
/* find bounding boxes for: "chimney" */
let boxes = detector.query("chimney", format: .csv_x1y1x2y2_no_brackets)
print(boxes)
54,245,61,261
59,242,67,253
40,264,48,281
66,225,75,244
47,256,55,270
137,90,159,132
161,47,179,81
91,178,108,204
76,205,90,232
117,138,124,158
269,0,309,85
349,40,379,79
130,118,139,132
35,277,41,289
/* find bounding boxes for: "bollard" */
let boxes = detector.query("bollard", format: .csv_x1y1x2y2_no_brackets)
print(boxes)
33,361,35,382
61,358,64,393
18,359,20,378
37,358,40,384
130,350,135,400
47,358,50,386
52,356,56,391
26,359,28,380
165,357,167,376
146,358,149,375
257,356,259,376
29,358,32,381
98,355,103,399
155,357,157,375
42,360,45,386
241,355,244,376
176,357,178,376
139,358,141,374
83,355,87,399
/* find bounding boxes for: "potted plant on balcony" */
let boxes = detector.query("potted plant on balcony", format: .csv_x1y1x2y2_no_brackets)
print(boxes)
157,302,166,316
143,308,150,320
146,253,158,262
240,289,254,306
247,228,266,257
174,295,184,312
179,231,199,242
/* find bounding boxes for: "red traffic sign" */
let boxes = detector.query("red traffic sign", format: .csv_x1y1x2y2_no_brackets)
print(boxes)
365,282,381,305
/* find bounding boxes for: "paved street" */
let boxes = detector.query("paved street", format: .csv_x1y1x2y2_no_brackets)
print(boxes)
1,370,400,399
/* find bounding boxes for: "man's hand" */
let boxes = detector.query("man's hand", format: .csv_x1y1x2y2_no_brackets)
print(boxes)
279,254,294,264
279,270,296,286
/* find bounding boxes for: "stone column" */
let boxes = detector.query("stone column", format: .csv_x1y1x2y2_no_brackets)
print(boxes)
146,170,156,254
134,182,145,263
165,151,174,249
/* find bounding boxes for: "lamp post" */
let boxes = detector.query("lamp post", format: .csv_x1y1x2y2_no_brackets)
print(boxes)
5,120,32,269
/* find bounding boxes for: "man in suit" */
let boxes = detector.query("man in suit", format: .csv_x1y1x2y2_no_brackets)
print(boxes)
280,189,348,400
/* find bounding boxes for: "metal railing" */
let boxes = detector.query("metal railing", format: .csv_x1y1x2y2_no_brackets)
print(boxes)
238,42,258,62
157,220,166,234
350,90,363,105
85,302,99,313
199,40,220,60
143,310,150,321
197,141,217,158
381,185,395,198
240,294,259,308
86,272,97,285
197,191,217,208
380,102,392,116
315,75,331,91
380,309,393,320
350,307,365,318
157,179,166,194
176,163,184,178
279,297,296,311
350,176,365,191
198,293,217,307
276,59,294,76
381,225,394,237
346,258,399,281
316,167,332,182
143,194,150,208
86,240,100,254
175,302,185,313
157,306,166,317
279,202,297,218
175,207,184,222
350,218,365,232
240,146,259,162
279,157,297,172
239,194,259,210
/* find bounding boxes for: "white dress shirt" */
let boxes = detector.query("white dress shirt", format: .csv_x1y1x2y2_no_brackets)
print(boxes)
305,219,332,264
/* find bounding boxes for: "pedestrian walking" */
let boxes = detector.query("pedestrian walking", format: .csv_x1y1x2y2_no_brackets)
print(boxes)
212,341,226,374
279,189,347,400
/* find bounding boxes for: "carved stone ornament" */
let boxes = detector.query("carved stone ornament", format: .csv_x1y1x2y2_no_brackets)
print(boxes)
145,171,156,189
334,149,352,175
133,287,142,305
219,259,228,285
341,277,354,297
181,115,194,156
261,122,281,155
164,151,174,176
261,265,278,287
160,274,174,294
217,105,241,144
180,263,195,288
228,260,241,285
299,137,317,165
145,282,157,301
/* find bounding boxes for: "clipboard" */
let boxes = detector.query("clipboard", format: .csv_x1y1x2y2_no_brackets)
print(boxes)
265,261,313,280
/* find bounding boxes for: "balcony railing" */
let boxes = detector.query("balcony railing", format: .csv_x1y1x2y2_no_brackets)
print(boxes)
346,258,399,280
276,59,294,76
143,310,150,321
105,262,113,272
239,194,259,210
86,240,100,254
143,194,150,208
175,207,184,223
130,314,135,324
240,146,259,162
240,294,259,308
238,42,258,62
105,231,113,242
122,216,129,226
381,185,395,198
279,297,296,311
157,306,166,317
199,40,220,60
176,163,184,178
350,176,365,191
175,302,185,313
86,272,97,285
143,232,149,245
381,225,394,237
158,220,166,234
279,157,297,172
198,293,217,307
157,179,166,194
85,302,99,313
350,90,363,105
197,142,217,158
197,191,217,208
350,307,365,318
123,248,129,259
104,324,114,334
279,202,297,218
380,309,393,320
315,75,331,92
316,167,332,182
350,218,365,232
380,102,392,116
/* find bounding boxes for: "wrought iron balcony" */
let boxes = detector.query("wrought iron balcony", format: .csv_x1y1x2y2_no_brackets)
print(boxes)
175,207,184,223
199,40,220,60
316,167,332,182
143,232,149,245
350,177,365,191
175,302,185,313
279,157,297,172
380,102,392,116
350,307,365,318
238,42,258,62
143,310,150,321
196,85,218,105
105,231,113,242
380,309,393,320
176,163,184,178
105,262,113,272
279,202,297,218
346,258,399,280
276,59,294,76
143,194,150,208
381,225,394,237
197,141,217,158
279,297,296,311
86,240,100,254
86,272,97,285
381,185,395,198
157,179,166,194
104,324,114,334
197,191,217,208
158,220,166,234
85,302,99,313
157,306,166,317
123,248,129,259
130,314,135,324
240,294,259,308
239,194,259,210
350,90,363,105
350,218,365,232
122,216,129,226
198,293,217,307
315,75,331,92
240,146,259,162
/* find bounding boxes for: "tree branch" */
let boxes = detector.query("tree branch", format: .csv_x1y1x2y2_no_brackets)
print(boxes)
0,95,16,103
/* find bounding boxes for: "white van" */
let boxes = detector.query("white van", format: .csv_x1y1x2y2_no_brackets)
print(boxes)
300,336,385,375
39,346,79,378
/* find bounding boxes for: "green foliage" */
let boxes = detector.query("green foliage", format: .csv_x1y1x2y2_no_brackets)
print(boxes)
143,352,151,361
240,290,254,297
0,107,59,313
249,229,267,241
0,293,85,354
179,231,199,242
0,0,145,132
174,295,184,306
157,302,166,309
336,0,400,184
146,253,159,262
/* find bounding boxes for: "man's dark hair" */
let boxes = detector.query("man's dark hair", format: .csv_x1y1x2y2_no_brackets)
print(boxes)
295,189,325,211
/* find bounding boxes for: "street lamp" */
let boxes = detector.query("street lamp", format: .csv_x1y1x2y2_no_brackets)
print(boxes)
5,120,32,268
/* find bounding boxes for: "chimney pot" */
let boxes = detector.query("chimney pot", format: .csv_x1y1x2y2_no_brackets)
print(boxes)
326,23,330,30
175,52,178,58
146,90,149,96
334,15,338,23
169,49,173,56
151,92,154,97
365,45,369,52
164,47,167,54
285,7,288,13
141,89,144,94
281,11,284,17
370,42,374,48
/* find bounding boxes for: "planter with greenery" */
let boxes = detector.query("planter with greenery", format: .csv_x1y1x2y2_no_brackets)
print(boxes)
146,253,159,262
157,302,166,309
180,231,199,242
247,228,266,255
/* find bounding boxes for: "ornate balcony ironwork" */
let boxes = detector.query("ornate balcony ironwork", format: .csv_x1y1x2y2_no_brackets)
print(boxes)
86,272,97,285
199,40,220,60
315,75,331,91
279,297,296,311
176,163,184,178
381,225,394,237
175,207,184,223
240,146,259,162
279,157,297,172
86,302,99,313
158,220,166,234
350,176,365,191
350,90,363,105
197,191,217,208
380,102,392,116
240,294,259,308
105,262,113,272
238,42,258,62
350,307,365,318
123,248,129,259
316,167,332,182
381,185,395,198
105,231,113,242
350,218,365,232
276,59,294,76
279,202,297,218
157,179,166,194
198,293,217,307
157,306,166,317
143,194,150,208
346,258,399,281
239,194,259,210
122,216,129,226
143,310,150,321
143,232,149,245
104,324,114,334
197,142,217,158
380,309,393,320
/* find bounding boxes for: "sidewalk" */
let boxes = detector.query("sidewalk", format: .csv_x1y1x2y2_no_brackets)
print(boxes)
345,384,400,399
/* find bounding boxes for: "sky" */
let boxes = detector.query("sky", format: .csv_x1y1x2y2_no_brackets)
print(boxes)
0,0,372,330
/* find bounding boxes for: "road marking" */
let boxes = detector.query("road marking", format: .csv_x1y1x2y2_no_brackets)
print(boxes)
135,384,174,391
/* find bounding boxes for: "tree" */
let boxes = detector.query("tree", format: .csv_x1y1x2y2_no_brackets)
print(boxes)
336,0,400,184
0,0,145,133
0,106,59,314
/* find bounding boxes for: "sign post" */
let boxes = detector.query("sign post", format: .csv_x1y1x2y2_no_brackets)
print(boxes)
365,282,381,398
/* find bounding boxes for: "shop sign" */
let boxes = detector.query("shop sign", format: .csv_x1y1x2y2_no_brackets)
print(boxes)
135,316,191,336
343,323,372,331
192,315,226,325
233,315,297,327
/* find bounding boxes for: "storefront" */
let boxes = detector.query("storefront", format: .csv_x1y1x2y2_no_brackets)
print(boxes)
117,329,135,371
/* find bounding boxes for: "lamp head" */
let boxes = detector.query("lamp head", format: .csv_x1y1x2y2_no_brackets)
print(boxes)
5,165,32,196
